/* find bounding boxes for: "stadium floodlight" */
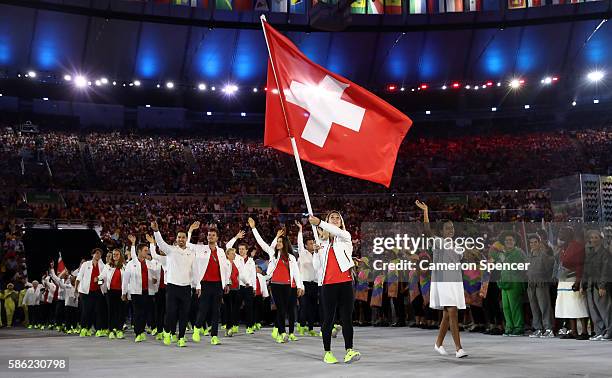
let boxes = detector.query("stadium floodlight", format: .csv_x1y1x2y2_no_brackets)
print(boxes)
572,101,577,106
28,71,36,78
497,82,502,87
206,111,212,116
145,105,151,108
156,84,161,88
166,81,174,89
587,70,604,82
594,99,600,104
492,107,497,112
420,84,428,90
465,85,471,89
198,83,207,91
240,112,246,117
42,97,49,101
222,84,237,94
112,81,117,86
541,76,553,85
211,86,216,91
400,87,405,91
474,85,479,90
101,77,108,85
64,74,72,81
425,110,431,115
95,80,101,86
452,82,460,89
441,85,447,90
252,87,258,93
134,80,141,87
524,104,530,109
75,75,87,88
510,79,521,89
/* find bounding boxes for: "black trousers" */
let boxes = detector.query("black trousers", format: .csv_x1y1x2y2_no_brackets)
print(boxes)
40,303,51,325
99,293,108,329
146,294,156,329
321,281,354,351
393,294,406,324
80,291,104,330
239,286,255,328
225,289,241,328
155,288,166,333
270,283,297,334
65,306,78,329
303,281,319,330
254,295,264,324
165,284,191,338
54,301,65,326
27,305,38,325
106,290,125,332
131,293,153,336
195,281,223,336
483,282,503,325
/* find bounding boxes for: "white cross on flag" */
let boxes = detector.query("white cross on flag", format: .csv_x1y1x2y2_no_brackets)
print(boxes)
263,21,412,187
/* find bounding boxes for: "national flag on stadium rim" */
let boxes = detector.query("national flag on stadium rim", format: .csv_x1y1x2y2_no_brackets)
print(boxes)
367,0,384,14
527,0,542,7
427,0,439,12
255,0,269,10
410,0,427,14
235,0,252,10
261,20,412,187
385,0,402,14
351,0,366,13
290,0,305,13
57,252,65,274
441,0,463,11
508,0,526,8
468,0,482,11
216,0,232,10
271,0,287,12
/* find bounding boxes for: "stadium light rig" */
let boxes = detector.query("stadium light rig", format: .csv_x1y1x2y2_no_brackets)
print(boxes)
386,84,397,92
587,70,604,82
198,83,207,91
74,75,87,88
134,80,141,87
452,82,460,89
166,81,174,89
222,84,238,95
509,78,524,89
27,70,36,78
63,74,72,81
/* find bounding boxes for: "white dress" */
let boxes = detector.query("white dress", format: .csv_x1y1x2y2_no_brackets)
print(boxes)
555,278,588,319
429,237,466,310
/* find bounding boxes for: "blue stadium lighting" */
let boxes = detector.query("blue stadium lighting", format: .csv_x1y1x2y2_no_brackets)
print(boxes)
27,71,36,78
587,71,604,82
134,80,141,87
63,74,72,81
223,84,238,94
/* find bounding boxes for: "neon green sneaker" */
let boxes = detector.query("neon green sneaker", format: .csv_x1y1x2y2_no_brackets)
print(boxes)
319,331,323,337
203,326,211,336
177,338,186,347
171,334,178,343
246,327,254,334
225,328,234,337
288,333,298,341
211,336,221,345
276,333,288,343
255,323,262,330
163,332,172,346
95,330,104,337
344,349,361,363
271,327,279,339
66,329,73,334
221,324,227,330
231,325,239,334
331,325,340,338
116,330,125,339
324,352,338,364
108,331,116,339
86,329,93,337
151,329,158,336
102,329,110,336
135,333,147,342
79,328,88,337
298,326,305,336
27,325,33,329
308,330,319,337
192,327,201,343
155,332,163,341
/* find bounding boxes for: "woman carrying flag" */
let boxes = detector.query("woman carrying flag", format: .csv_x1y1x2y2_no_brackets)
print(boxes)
310,211,361,364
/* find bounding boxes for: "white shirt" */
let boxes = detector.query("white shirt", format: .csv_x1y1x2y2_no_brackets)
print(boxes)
49,271,65,300
22,286,41,306
297,231,317,283
76,260,107,295
150,243,168,285
227,237,257,288
154,231,195,287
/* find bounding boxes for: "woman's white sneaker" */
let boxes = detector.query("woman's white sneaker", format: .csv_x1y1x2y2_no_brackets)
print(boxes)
456,349,468,358
434,344,448,356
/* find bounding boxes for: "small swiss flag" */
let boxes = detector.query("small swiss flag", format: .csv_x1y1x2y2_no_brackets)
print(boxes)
263,21,412,187
57,252,65,274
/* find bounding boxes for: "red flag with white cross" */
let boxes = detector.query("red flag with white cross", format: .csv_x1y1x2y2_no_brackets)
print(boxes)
262,21,412,187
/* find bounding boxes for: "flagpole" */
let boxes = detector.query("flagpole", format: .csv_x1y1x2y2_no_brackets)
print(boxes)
260,15,320,244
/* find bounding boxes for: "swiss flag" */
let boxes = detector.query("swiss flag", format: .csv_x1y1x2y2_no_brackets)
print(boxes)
57,252,65,274
263,21,412,187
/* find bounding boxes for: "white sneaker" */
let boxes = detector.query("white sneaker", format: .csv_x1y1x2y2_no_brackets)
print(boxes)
589,334,604,341
529,330,542,338
540,329,555,338
434,344,448,356
456,349,468,358
558,327,568,335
